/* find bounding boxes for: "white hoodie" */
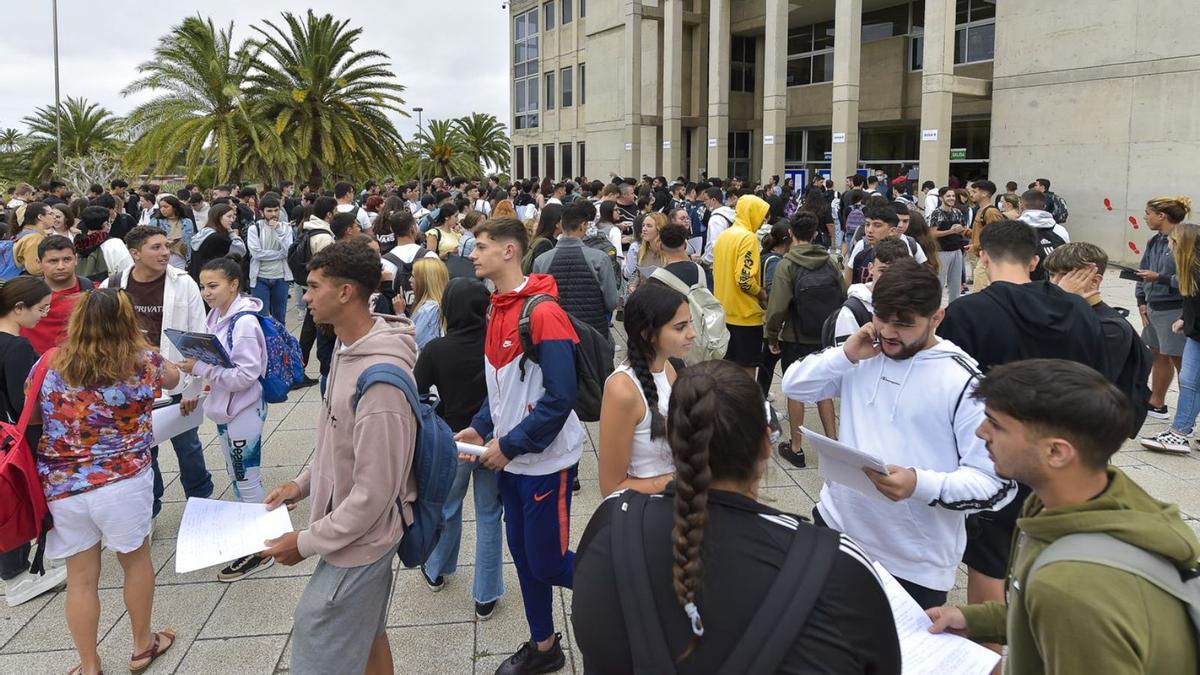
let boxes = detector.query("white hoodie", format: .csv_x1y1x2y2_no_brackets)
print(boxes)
782,339,1015,591
1018,209,1070,243
832,283,874,345
703,205,736,265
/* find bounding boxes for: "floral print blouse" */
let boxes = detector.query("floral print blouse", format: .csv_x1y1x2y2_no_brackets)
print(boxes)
34,351,163,501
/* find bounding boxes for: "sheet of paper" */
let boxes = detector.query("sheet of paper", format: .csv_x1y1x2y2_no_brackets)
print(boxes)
873,562,1001,675
175,498,294,573
800,427,891,501
152,396,207,447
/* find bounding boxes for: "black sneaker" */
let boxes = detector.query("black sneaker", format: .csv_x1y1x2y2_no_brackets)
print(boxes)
494,633,565,675
217,554,274,582
292,375,320,390
475,599,497,621
1147,404,1170,420
420,565,444,592
777,440,806,468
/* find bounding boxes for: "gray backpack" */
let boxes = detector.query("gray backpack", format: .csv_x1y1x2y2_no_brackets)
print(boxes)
1030,532,1200,650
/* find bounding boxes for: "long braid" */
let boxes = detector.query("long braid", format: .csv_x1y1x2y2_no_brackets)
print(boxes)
626,338,666,439
667,373,717,660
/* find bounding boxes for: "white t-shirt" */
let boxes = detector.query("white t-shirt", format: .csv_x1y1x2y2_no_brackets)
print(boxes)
336,203,372,231
473,199,492,217
848,235,928,267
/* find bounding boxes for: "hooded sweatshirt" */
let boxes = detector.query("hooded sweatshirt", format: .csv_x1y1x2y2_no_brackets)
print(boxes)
192,295,267,424
1018,210,1071,245
782,340,1016,591
302,215,336,259
702,205,737,265
832,282,875,345
764,243,846,346
713,196,770,326
294,315,419,567
414,279,490,431
937,280,1115,380
469,274,584,476
960,468,1200,675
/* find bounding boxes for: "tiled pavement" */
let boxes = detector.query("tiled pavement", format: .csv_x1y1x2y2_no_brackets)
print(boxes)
3,272,1199,674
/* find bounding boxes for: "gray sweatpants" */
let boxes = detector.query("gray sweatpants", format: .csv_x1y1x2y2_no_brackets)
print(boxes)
291,549,396,675
938,250,964,303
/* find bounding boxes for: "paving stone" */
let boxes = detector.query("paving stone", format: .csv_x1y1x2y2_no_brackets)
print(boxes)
475,565,568,655
200,576,308,639
0,592,55,651
389,623,475,675
388,567,476,627
2,588,126,653
178,634,287,674
95,581,225,674
261,429,317,467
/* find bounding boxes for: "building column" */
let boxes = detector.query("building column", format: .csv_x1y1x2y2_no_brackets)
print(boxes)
831,0,862,186
917,0,955,188
706,0,730,179
760,0,788,185
661,0,684,179
623,0,642,176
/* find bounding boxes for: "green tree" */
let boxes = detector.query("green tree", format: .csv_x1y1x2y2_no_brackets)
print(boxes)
122,16,266,183
250,11,407,187
454,113,510,180
402,118,476,181
0,129,22,153
21,97,124,181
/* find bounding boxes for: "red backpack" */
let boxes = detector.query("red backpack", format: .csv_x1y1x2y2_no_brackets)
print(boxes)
0,350,55,573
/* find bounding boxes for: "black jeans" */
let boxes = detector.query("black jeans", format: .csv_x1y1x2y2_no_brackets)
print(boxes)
300,306,318,365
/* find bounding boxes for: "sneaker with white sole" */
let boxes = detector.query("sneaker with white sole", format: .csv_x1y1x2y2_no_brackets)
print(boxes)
217,554,274,582
1140,429,1192,454
4,565,67,607
1147,404,1170,420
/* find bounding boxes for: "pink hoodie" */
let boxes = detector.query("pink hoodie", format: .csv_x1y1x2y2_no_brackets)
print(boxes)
192,295,267,424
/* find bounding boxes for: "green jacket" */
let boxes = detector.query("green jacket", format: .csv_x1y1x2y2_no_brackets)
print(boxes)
960,467,1200,675
763,244,845,346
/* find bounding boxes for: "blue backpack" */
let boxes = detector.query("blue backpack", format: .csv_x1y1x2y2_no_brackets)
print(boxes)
0,241,21,282
225,311,306,403
352,363,458,568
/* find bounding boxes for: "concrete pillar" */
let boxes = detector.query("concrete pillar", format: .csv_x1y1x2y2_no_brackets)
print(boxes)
831,0,862,185
917,0,955,188
761,0,788,185
623,0,642,176
662,0,683,179
706,0,730,179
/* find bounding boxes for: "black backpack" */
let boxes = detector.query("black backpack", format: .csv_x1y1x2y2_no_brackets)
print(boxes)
287,228,315,285
1031,229,1068,281
820,296,872,349
1100,309,1153,438
384,246,429,297
609,490,839,674
582,232,621,282
791,262,844,339
516,294,614,423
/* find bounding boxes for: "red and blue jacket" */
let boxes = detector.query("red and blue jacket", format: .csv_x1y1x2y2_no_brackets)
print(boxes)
470,274,584,476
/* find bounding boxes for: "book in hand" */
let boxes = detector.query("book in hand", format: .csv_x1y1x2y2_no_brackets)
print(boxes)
163,329,233,368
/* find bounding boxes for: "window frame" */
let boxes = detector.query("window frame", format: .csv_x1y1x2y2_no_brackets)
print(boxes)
786,21,835,88
577,141,586,176
545,70,556,111
561,0,572,25
544,144,556,181
730,35,756,93
515,145,525,179
579,63,585,105
560,142,573,178
543,1,555,31
560,66,573,108
908,0,997,71
513,8,540,130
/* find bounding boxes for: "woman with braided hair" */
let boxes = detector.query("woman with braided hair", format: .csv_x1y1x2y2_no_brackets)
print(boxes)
597,283,694,496
573,360,900,673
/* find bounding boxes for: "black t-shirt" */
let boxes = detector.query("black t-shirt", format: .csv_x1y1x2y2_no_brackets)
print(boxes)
572,487,901,674
0,333,37,423
929,207,966,252
662,260,701,287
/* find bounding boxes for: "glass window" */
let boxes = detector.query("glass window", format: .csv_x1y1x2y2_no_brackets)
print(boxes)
964,22,994,62
545,72,555,110
580,0,585,18
730,36,756,92
728,131,752,182
544,144,556,180
787,20,834,86
544,2,555,30
862,4,909,42
530,146,539,179
561,67,573,107
515,80,527,114
562,0,572,25
909,0,995,69
860,126,919,162
577,142,586,176
561,143,573,178
515,146,525,179
950,118,991,159
787,58,811,87
785,130,804,163
812,21,835,50
579,63,585,104
513,8,540,129
806,129,832,162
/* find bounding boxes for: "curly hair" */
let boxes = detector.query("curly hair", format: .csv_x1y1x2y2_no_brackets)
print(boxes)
53,288,152,387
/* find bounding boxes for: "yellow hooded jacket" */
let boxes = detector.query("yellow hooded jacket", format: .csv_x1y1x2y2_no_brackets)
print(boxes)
713,195,769,326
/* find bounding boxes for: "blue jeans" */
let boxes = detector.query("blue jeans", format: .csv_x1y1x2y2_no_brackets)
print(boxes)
424,461,504,604
1172,337,1200,434
252,277,290,326
150,427,213,517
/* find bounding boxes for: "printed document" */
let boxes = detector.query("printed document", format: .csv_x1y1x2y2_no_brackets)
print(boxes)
800,427,891,501
175,498,294,573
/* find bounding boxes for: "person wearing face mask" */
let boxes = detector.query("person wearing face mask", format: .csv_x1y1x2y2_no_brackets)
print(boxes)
783,258,1016,609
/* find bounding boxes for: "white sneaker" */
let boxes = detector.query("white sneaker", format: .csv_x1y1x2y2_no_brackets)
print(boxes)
1141,429,1193,454
5,565,67,607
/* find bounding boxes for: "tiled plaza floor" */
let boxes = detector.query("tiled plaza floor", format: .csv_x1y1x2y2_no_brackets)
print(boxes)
2,271,1197,674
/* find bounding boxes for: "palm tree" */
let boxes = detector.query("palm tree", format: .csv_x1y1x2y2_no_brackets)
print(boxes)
122,16,266,183
0,128,22,153
454,113,510,180
249,11,407,187
403,118,476,181
21,97,124,181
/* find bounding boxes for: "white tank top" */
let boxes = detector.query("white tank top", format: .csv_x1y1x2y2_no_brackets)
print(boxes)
611,364,675,478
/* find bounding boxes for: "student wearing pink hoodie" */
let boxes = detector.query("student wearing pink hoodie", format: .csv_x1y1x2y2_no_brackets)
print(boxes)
178,256,270,582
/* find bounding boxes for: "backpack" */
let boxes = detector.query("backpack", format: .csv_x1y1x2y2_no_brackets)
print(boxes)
1049,192,1069,224
1029,532,1200,651
1031,229,1068,281
784,193,802,220
791,262,845,339
1101,312,1153,438
0,241,22,282
650,264,730,365
686,202,707,240
384,246,429,297
844,203,867,236
516,294,615,422
352,364,457,569
0,350,55,573
820,295,872,349
225,311,306,403
582,233,621,282
75,246,108,282
609,490,840,674
287,228,315,285
521,236,552,275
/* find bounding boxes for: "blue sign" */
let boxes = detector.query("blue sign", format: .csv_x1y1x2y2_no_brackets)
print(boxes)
823,151,833,161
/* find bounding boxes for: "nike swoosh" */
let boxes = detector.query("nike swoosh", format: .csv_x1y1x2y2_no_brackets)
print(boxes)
533,491,553,502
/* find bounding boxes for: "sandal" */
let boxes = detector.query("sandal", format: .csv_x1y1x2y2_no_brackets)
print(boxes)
129,629,175,674
67,666,103,675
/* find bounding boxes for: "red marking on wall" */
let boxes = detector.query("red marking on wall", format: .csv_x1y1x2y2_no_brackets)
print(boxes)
1129,216,1139,229
1129,241,1141,254
1104,198,1113,211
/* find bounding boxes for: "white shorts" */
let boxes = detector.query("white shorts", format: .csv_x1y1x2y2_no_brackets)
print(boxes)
45,468,153,559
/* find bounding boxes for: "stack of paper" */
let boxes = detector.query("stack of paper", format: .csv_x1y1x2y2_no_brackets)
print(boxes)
175,498,294,573
800,427,892,501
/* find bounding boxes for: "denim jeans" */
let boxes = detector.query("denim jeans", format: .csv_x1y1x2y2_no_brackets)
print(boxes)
1172,337,1200,435
252,276,290,326
424,460,504,604
150,427,214,517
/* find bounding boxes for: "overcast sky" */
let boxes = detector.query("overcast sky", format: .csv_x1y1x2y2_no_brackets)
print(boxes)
0,1,511,141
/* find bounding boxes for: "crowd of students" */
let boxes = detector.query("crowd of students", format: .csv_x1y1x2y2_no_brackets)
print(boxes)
1,171,1198,675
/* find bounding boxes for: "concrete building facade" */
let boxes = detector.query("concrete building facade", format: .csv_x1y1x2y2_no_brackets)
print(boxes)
509,0,1200,262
